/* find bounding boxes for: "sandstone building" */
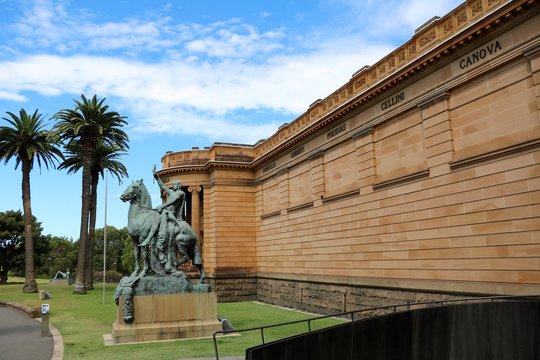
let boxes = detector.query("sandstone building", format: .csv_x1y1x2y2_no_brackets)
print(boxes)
156,0,540,313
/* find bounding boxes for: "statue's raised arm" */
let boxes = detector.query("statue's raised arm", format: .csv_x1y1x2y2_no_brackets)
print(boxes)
152,166,185,219
153,165,170,195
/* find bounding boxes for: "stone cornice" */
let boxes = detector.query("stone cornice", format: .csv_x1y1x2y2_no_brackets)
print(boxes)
159,0,539,175
157,160,253,177
251,0,538,167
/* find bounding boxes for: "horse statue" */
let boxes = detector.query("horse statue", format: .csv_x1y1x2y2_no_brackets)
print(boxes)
119,179,204,282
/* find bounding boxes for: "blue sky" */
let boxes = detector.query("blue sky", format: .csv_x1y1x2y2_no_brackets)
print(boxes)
0,0,462,239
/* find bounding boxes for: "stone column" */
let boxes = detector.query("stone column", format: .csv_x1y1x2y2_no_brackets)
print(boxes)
188,186,202,240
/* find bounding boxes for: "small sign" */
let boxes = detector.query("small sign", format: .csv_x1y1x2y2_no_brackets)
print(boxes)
41,304,50,315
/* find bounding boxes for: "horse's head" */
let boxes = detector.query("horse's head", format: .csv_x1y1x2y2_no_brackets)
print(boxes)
120,179,143,203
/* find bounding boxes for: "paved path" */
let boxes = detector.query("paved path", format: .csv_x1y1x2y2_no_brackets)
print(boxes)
0,305,54,360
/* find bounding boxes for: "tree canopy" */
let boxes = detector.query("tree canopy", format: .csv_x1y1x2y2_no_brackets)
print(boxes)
0,210,44,284
53,94,129,294
0,109,62,292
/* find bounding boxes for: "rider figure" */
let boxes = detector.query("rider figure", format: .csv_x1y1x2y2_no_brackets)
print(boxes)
153,166,186,271
153,168,185,221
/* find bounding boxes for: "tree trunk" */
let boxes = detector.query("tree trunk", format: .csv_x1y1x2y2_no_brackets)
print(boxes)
85,173,99,290
73,151,93,294
0,266,8,284
21,160,38,293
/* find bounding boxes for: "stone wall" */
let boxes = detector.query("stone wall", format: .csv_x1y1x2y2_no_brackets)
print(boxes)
209,273,469,316
255,12,540,291
209,274,257,302
257,277,465,317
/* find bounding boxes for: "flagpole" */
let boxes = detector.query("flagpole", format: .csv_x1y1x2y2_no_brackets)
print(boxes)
102,171,108,304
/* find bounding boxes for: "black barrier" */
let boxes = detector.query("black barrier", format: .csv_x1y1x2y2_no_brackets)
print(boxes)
245,301,540,360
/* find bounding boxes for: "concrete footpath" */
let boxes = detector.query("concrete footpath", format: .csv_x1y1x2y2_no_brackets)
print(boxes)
0,304,54,360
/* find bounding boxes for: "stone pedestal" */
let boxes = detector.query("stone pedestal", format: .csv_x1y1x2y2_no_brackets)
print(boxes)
49,278,73,286
112,292,222,344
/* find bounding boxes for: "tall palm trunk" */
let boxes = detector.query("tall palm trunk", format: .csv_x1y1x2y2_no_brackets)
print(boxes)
85,172,99,290
73,149,93,294
21,160,38,293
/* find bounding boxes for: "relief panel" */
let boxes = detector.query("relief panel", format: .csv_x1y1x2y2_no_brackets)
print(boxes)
374,110,426,182
323,141,358,197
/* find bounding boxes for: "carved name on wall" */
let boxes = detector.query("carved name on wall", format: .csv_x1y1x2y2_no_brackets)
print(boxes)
263,162,276,173
290,146,305,158
327,123,347,140
458,40,502,70
380,91,405,111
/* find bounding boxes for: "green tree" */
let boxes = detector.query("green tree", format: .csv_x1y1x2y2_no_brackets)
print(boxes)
59,140,128,289
121,234,135,275
45,235,77,278
0,210,24,283
0,109,63,292
0,210,45,283
27,228,50,279
93,226,130,276
53,95,128,294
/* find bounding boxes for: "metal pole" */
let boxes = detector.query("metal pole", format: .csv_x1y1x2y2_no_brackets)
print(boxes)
102,171,108,304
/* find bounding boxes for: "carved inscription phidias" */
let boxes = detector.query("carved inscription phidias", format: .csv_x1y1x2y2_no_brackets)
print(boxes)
327,123,347,140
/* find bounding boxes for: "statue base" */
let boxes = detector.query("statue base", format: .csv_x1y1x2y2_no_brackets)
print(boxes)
49,278,73,285
112,276,221,344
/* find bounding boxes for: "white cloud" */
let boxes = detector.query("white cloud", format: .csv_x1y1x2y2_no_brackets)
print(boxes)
321,0,461,40
184,23,285,59
0,0,461,145
0,90,26,102
7,0,286,60
128,101,281,144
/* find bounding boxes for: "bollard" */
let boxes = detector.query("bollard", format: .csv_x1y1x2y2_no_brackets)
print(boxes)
41,304,50,337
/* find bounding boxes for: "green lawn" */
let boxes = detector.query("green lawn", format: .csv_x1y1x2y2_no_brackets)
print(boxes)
0,278,346,359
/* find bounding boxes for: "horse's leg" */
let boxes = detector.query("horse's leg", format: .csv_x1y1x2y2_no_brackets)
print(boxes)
140,219,159,247
139,243,148,277
187,233,205,283
175,241,190,266
197,264,206,284
130,238,140,277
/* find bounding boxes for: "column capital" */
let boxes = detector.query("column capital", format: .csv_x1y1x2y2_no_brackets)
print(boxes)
188,185,202,193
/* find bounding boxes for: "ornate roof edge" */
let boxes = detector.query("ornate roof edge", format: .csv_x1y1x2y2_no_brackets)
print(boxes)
157,160,253,176
159,0,539,174
251,0,538,167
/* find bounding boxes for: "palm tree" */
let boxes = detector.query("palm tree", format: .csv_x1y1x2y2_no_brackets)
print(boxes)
0,109,63,293
59,140,128,289
53,95,128,294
